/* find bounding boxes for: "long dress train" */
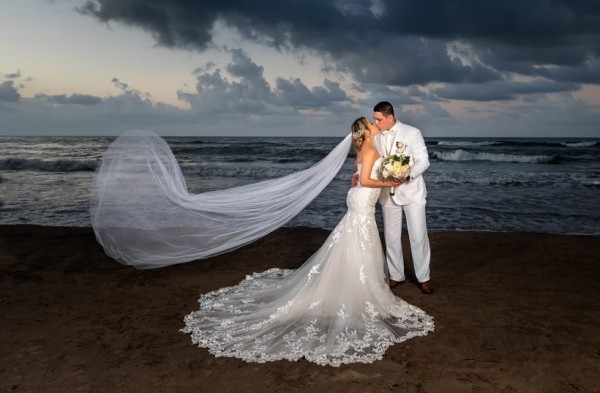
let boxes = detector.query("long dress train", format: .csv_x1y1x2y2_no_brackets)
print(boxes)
181,159,434,366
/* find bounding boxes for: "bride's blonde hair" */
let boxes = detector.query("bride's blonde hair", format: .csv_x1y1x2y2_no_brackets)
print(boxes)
351,117,369,151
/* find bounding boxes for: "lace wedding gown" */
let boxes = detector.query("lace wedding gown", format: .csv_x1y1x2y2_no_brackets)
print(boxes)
182,159,434,366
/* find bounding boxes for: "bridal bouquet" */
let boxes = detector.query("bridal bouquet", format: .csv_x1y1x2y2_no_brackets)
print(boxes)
379,141,410,195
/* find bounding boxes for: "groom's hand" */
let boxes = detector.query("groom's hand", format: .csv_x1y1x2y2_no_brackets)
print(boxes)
351,174,359,188
396,176,411,186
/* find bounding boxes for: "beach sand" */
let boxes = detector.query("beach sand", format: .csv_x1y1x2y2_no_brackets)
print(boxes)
1,225,598,393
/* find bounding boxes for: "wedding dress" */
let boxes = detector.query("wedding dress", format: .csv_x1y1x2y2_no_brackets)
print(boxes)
182,159,434,366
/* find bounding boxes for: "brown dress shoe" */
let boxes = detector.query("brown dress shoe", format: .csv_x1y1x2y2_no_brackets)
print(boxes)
388,279,402,289
420,281,433,294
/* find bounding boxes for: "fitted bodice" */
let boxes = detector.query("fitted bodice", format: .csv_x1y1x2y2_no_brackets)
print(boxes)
356,158,383,186
347,159,382,216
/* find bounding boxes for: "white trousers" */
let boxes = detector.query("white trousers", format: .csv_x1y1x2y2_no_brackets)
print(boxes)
381,201,431,283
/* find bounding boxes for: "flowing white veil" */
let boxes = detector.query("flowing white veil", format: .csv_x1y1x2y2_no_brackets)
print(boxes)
90,130,352,269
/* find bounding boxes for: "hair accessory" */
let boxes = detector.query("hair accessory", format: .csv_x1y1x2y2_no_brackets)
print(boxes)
352,127,365,140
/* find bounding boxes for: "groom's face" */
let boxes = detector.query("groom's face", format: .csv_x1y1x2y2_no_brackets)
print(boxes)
373,112,395,131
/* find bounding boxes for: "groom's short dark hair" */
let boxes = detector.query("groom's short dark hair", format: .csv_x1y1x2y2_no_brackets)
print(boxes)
374,101,395,117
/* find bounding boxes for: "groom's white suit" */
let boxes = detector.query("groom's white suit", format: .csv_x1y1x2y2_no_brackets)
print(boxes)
375,120,431,285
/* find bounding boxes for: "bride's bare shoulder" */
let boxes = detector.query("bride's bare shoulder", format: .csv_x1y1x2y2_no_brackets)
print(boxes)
362,145,379,160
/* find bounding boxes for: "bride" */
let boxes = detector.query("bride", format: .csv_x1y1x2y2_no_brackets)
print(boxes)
181,117,434,366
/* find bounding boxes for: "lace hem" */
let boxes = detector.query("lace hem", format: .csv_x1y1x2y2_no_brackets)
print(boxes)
183,322,433,367
181,269,434,367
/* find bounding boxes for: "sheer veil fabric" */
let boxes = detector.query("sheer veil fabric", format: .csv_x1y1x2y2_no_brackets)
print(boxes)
90,129,352,269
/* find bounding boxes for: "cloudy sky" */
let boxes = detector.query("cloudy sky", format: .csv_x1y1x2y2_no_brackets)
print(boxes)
1,0,599,137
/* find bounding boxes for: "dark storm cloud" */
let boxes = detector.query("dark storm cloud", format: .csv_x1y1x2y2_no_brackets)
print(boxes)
432,80,581,101
178,49,352,113
275,78,348,109
80,0,600,90
111,77,142,95
3,69,22,79
34,93,103,105
0,81,20,102
336,37,502,85
537,62,600,84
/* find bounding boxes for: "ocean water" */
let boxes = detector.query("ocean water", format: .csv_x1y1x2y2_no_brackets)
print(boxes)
1,135,599,235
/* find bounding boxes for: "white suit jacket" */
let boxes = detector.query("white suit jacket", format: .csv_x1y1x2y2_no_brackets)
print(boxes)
375,120,430,205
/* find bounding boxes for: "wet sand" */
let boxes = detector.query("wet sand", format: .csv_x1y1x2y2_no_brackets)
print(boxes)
1,225,598,392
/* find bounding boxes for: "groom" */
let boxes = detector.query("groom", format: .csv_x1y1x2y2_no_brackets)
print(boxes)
373,101,433,294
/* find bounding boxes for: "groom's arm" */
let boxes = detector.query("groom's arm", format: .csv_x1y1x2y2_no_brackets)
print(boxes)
407,128,429,180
